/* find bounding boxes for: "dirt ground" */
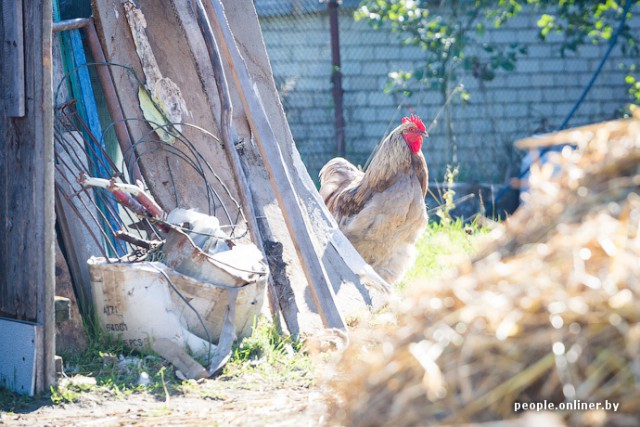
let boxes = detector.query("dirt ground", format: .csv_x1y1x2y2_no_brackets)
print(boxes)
1,380,329,427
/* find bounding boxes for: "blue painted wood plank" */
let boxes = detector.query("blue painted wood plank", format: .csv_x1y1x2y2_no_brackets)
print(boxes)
54,16,125,256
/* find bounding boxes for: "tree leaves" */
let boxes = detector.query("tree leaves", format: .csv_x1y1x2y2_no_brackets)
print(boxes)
355,0,640,103
355,0,527,102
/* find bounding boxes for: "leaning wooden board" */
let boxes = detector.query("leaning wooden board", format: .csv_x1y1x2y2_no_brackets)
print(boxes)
90,0,390,336
216,0,390,312
90,0,242,224
90,0,326,334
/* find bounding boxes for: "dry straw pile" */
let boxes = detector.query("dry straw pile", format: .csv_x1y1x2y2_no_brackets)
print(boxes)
328,110,640,427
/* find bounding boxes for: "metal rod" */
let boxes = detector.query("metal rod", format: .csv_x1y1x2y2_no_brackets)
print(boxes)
115,231,159,250
328,0,345,158
82,18,142,182
52,17,91,33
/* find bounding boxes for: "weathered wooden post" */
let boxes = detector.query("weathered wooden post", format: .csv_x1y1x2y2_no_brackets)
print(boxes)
0,0,56,394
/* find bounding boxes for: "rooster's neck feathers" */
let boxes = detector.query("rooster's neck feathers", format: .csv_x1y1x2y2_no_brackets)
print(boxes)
330,125,427,218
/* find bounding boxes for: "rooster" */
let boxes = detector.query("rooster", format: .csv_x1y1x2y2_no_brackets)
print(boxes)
319,114,429,283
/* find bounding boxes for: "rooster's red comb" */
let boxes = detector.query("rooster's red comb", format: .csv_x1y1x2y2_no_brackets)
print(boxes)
401,114,426,132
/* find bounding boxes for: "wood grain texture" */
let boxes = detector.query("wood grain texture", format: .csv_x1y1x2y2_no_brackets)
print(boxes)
1,0,25,117
0,0,55,393
91,0,243,223
55,242,88,353
203,0,346,330
217,0,390,317
90,0,390,337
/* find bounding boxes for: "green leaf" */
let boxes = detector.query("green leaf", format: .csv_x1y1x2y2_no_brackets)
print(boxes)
138,87,176,144
354,0,528,104
500,60,515,71
537,14,555,29
481,69,496,81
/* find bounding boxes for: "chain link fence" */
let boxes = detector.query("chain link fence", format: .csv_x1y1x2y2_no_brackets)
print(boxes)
255,0,635,186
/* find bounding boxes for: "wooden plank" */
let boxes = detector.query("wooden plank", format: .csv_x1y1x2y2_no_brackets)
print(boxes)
90,0,244,224
170,0,322,336
219,0,391,312
1,0,25,117
200,0,345,331
90,0,390,337
55,241,88,353
216,0,391,315
515,118,633,150
58,28,123,256
0,0,56,393
177,0,391,335
54,133,105,314
170,1,281,326
82,19,142,182
92,0,285,329
52,29,103,314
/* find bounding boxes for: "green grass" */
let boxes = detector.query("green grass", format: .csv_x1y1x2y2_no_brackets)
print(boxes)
402,219,486,287
0,221,486,412
0,386,38,413
216,320,313,388
0,316,312,411
51,334,178,404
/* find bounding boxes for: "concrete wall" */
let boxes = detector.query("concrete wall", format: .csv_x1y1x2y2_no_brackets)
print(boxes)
257,5,638,183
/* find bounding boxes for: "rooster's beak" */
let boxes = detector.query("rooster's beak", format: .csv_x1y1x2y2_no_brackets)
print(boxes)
422,131,429,137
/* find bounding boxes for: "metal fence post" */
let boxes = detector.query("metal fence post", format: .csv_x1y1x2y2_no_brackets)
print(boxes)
328,0,345,158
